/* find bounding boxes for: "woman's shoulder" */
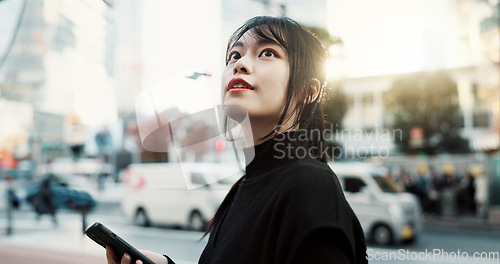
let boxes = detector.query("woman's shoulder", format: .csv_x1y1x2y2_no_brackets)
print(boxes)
274,160,359,240
281,159,336,179
278,159,341,193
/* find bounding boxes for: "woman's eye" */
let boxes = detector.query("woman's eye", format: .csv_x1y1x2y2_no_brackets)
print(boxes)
260,49,277,58
229,51,241,61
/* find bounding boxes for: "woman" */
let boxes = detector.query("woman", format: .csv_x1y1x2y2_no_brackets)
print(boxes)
107,16,367,264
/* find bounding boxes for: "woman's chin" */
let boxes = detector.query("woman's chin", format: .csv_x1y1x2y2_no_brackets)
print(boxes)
223,103,249,123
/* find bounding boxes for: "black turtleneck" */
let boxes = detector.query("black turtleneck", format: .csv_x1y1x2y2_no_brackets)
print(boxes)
198,132,368,264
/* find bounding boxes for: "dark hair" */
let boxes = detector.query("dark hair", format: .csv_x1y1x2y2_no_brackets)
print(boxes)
204,16,329,238
225,15,329,161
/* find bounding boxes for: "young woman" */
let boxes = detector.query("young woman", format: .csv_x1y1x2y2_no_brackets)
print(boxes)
106,16,367,264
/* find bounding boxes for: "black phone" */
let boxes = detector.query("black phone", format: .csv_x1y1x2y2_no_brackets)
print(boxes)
85,222,156,264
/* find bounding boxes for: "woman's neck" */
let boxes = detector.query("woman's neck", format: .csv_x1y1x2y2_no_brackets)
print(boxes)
243,116,296,148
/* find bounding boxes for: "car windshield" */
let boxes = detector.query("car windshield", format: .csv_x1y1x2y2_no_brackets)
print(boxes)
372,174,401,193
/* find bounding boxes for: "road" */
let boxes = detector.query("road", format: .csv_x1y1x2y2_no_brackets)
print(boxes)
0,204,206,264
1,201,499,263
367,227,500,263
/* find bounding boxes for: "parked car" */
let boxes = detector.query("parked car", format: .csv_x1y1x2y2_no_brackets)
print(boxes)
25,175,98,211
121,162,241,231
329,162,422,245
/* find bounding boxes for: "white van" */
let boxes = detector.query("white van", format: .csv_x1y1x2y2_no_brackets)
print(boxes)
329,162,422,245
121,162,241,231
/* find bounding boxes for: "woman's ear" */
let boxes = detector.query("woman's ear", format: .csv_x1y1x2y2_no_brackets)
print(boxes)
304,78,321,104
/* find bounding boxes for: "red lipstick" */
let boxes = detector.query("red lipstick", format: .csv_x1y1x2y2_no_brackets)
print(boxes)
228,78,254,92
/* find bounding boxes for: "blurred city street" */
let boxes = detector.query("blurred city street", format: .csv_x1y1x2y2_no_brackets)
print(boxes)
0,180,206,264
0,0,499,263
1,179,499,264
0,211,206,264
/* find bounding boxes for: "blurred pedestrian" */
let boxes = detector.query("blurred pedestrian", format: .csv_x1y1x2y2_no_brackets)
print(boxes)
105,16,367,264
400,171,416,193
415,163,431,213
33,173,58,226
427,166,441,215
439,163,459,216
95,127,112,163
5,175,16,235
458,167,476,215
115,147,132,182
472,165,488,219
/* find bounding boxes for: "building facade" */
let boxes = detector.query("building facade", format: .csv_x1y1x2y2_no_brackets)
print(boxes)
0,0,116,160
335,0,499,157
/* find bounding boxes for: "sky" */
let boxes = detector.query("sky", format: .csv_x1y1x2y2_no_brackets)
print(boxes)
327,0,456,77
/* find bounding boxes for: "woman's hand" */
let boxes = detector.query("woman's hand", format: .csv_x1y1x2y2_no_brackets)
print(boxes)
106,246,168,264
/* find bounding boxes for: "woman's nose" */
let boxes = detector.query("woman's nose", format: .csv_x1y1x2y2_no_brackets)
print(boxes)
233,57,251,75
234,66,248,74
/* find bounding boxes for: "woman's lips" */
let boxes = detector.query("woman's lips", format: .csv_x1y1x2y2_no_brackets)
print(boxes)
229,88,253,93
228,78,254,92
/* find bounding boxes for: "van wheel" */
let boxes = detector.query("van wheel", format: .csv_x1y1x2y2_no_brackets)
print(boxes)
135,208,151,227
371,224,393,245
187,211,206,231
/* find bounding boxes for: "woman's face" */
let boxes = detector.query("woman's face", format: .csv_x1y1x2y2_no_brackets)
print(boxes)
221,29,290,128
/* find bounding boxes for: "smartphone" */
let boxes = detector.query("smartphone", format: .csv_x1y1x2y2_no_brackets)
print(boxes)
85,222,156,264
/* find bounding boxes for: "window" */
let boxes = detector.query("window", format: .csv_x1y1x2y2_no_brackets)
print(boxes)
362,92,373,106
190,172,207,185
473,111,490,128
52,16,75,52
372,175,400,193
342,177,366,193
